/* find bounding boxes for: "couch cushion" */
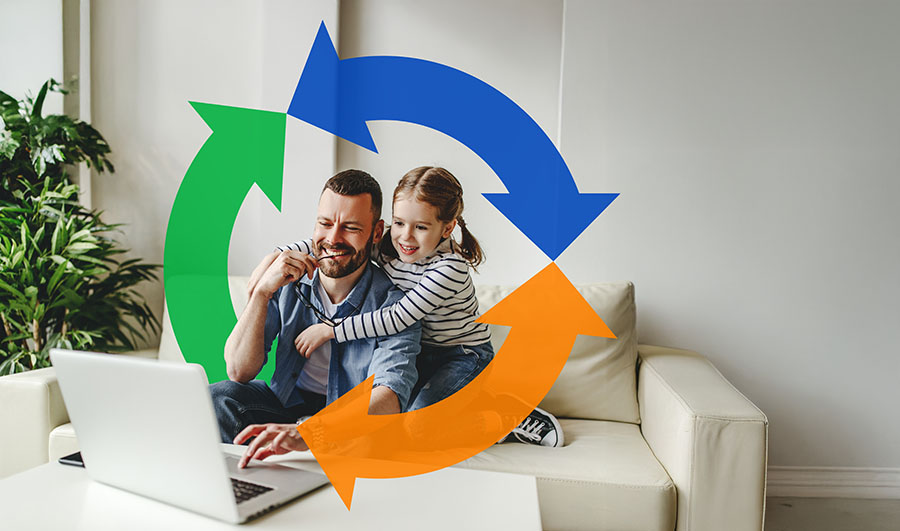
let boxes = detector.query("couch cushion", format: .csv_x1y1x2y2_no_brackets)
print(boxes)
458,419,675,531
476,282,640,423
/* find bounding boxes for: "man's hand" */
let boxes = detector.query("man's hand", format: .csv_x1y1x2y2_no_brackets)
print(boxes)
294,323,335,358
253,251,319,299
234,423,309,468
247,251,279,299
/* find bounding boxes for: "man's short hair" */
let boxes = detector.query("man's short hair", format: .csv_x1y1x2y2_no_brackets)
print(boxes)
322,169,383,223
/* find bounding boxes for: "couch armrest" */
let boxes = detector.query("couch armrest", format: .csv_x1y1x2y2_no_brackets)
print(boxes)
637,345,768,531
0,349,158,479
0,367,69,478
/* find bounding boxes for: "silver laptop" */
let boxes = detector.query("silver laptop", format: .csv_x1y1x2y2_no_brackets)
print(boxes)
50,349,330,524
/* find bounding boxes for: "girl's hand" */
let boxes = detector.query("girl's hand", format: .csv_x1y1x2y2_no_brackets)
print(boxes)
294,323,335,358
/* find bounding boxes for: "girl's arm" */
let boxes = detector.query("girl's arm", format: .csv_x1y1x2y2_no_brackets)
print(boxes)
334,256,471,343
276,238,316,256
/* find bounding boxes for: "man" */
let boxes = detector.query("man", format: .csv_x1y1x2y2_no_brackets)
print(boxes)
210,170,421,465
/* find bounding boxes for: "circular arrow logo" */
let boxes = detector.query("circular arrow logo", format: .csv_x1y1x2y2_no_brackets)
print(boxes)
164,21,617,509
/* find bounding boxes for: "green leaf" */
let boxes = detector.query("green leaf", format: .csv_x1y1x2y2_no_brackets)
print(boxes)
0,280,26,300
66,241,98,253
51,219,62,254
0,130,20,160
33,148,47,176
10,248,24,268
33,224,45,245
31,80,52,119
47,260,68,293
60,288,85,306
0,89,17,107
0,357,15,376
33,302,45,322
1,332,31,344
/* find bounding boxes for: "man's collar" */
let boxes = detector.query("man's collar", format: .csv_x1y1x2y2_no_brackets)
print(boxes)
298,262,374,316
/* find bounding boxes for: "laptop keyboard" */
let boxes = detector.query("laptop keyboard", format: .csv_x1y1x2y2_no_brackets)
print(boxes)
231,477,273,504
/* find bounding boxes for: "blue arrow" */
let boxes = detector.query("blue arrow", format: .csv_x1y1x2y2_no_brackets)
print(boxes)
287,23,617,261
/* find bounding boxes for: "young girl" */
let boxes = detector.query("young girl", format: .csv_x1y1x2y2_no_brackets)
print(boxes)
261,166,562,447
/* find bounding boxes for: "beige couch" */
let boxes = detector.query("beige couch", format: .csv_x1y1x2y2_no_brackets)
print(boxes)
0,278,768,530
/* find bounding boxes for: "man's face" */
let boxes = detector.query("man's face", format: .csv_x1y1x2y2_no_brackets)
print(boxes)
313,189,384,278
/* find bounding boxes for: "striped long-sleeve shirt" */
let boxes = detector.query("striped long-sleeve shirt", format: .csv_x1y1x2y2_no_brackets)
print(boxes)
277,238,491,346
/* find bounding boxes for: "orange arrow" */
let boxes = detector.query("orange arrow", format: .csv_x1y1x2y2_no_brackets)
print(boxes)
298,262,615,509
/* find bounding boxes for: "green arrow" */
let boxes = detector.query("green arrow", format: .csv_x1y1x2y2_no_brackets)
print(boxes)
164,103,286,383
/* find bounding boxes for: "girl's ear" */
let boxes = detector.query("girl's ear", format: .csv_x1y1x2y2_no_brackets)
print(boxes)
442,219,457,238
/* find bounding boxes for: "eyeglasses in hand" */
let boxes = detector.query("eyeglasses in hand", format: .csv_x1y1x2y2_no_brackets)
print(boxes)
293,280,360,328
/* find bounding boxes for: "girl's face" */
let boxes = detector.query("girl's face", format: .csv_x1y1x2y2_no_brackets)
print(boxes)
390,194,455,263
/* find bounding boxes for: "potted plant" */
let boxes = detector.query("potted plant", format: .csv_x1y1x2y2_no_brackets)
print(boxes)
0,79,160,375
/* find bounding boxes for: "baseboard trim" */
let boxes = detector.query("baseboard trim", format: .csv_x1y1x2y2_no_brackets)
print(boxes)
767,466,900,499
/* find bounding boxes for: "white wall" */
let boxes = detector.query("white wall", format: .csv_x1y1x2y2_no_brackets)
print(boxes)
0,0,63,114
13,0,897,469
557,0,900,468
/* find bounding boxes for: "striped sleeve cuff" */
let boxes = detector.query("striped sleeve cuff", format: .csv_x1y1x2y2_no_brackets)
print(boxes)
334,322,350,343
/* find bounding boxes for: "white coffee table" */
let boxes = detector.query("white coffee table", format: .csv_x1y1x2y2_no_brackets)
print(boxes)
0,445,541,530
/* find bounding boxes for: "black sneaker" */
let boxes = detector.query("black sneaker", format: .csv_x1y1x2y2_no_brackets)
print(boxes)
507,407,564,447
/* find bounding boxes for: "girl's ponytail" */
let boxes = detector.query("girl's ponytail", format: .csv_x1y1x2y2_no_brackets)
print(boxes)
455,215,484,270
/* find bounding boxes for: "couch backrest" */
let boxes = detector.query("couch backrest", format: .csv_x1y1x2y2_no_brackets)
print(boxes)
159,276,640,424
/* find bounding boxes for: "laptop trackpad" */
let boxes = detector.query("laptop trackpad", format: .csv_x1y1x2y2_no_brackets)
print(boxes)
223,455,328,486
224,454,283,478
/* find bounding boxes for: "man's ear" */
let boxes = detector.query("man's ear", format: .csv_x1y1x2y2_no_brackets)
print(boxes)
373,219,386,244
442,219,457,239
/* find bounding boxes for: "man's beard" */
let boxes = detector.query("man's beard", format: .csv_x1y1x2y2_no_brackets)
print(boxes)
314,233,374,279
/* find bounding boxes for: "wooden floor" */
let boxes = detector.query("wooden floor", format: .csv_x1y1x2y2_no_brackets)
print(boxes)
765,497,900,531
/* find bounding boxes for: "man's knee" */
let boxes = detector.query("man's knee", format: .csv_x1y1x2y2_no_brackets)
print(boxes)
209,380,249,412
209,380,253,442
210,379,243,399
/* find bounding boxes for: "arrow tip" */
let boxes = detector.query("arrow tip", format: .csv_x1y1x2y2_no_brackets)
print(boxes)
188,101,227,131
484,192,618,260
478,262,615,338
312,452,358,510
184,102,286,210
333,471,358,510
288,21,377,152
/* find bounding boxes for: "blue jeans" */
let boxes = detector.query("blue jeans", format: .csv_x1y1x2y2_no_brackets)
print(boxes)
408,341,495,411
208,380,325,443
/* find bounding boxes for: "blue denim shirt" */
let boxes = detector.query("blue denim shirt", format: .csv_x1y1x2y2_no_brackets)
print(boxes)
263,262,421,411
